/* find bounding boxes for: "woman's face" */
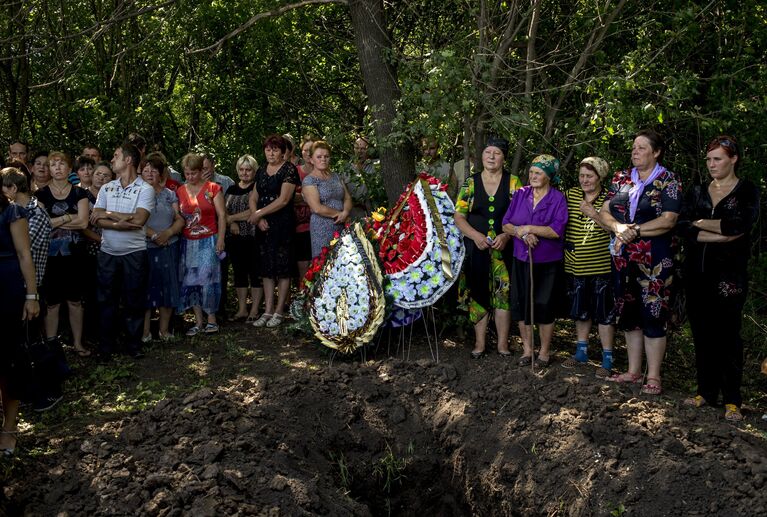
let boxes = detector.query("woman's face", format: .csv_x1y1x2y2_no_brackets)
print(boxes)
92,165,112,188
311,148,331,172
184,166,203,184
142,164,163,187
264,146,283,165
238,163,255,183
32,155,50,183
49,157,70,181
528,166,550,188
481,146,504,172
578,167,600,194
77,164,94,185
705,146,737,181
631,136,659,170
301,142,313,164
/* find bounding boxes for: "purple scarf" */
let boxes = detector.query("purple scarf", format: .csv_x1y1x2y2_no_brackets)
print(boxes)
628,163,665,222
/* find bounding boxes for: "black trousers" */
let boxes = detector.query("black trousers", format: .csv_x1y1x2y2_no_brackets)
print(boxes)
686,273,746,407
97,250,148,356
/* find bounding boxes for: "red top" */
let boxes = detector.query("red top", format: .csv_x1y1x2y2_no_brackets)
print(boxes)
164,178,181,192
177,181,222,240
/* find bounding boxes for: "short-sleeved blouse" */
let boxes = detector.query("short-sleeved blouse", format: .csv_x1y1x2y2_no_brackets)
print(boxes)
0,204,27,258
564,187,611,276
255,161,300,242
177,181,222,240
225,183,256,237
502,186,568,263
607,168,681,227
147,188,179,248
36,185,88,256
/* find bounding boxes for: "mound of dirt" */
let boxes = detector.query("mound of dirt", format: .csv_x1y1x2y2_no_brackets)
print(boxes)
5,345,767,516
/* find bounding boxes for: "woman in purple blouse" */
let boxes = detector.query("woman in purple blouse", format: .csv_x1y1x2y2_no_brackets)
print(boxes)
502,155,568,368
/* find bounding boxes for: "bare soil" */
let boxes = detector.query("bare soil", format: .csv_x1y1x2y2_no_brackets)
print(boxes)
2,322,767,516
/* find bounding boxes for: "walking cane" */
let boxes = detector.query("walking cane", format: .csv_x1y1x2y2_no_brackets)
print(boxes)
527,238,535,373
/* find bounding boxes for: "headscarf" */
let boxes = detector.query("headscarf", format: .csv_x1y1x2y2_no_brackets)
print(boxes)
530,154,560,184
485,136,509,158
628,163,665,222
578,156,610,181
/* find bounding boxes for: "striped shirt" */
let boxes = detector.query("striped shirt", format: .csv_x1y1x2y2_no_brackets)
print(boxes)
564,187,611,276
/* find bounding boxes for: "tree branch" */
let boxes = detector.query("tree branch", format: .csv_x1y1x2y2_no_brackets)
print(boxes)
187,0,347,56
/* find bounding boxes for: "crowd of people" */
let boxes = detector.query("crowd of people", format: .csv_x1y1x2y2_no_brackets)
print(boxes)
456,130,760,422
0,128,762,457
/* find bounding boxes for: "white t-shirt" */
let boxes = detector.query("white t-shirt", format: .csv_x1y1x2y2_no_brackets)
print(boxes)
95,176,156,256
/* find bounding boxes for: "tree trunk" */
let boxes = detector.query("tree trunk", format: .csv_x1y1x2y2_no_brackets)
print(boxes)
347,0,415,205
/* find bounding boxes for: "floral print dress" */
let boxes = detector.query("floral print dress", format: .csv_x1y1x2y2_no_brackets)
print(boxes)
607,168,681,337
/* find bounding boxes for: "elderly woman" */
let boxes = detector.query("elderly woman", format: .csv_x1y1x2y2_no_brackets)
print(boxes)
248,135,300,328
455,137,522,358
302,141,351,258
502,155,568,368
35,151,90,356
0,172,40,454
561,157,616,378
177,153,227,336
226,154,263,322
600,130,681,395
679,136,759,420
142,152,185,341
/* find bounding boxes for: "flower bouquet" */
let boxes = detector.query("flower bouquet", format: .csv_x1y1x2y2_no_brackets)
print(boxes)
307,222,386,354
375,173,465,309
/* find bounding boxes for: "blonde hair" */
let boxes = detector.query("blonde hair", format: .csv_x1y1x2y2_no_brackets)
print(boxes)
236,154,259,172
181,152,204,171
310,140,331,156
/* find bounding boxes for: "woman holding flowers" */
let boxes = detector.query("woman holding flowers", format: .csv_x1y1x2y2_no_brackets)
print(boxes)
454,137,522,358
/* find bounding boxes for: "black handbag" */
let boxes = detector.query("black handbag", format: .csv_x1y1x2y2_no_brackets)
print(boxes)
8,323,65,402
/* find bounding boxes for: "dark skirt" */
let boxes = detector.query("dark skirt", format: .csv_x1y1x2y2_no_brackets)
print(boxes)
0,256,26,397
511,258,564,325
566,273,615,325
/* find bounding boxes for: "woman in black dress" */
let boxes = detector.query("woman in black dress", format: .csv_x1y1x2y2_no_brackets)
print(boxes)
679,136,760,421
248,135,300,328
0,169,40,455
226,154,263,322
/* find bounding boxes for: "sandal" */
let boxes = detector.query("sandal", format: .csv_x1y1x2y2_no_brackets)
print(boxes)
470,350,486,359
185,326,202,337
246,313,259,323
607,372,643,384
724,404,744,422
641,377,662,395
534,356,551,369
497,350,512,357
684,395,707,408
232,313,248,322
594,366,612,379
266,314,284,328
562,356,586,369
204,323,219,334
252,313,273,327
517,355,533,367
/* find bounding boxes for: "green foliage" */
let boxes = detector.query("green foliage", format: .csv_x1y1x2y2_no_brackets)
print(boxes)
373,441,414,494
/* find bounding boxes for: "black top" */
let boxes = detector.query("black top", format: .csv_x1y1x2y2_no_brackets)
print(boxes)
225,182,256,237
466,171,513,236
678,178,760,282
255,162,300,244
